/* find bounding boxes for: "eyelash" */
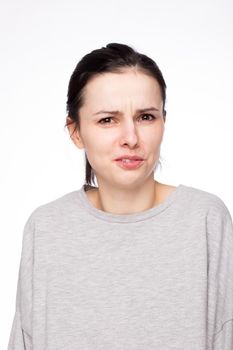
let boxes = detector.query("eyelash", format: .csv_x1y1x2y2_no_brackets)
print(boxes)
98,114,157,124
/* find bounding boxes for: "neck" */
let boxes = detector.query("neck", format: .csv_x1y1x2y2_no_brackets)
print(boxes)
91,178,159,215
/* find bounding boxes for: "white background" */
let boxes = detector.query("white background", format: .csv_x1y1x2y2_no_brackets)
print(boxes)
1,0,232,347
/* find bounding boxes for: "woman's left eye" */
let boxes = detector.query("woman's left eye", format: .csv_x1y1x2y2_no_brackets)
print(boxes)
140,114,156,121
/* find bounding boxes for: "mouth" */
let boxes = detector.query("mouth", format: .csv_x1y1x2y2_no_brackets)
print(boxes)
114,155,144,161
114,158,144,170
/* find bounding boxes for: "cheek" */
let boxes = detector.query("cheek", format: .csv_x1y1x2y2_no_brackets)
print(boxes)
85,135,110,153
85,130,115,154
82,123,111,144
82,132,111,167
143,132,163,150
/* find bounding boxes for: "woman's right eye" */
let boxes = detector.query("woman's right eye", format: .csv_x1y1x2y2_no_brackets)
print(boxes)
98,117,113,124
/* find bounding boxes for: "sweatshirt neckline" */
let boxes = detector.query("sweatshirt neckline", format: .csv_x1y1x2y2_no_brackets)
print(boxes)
77,183,186,223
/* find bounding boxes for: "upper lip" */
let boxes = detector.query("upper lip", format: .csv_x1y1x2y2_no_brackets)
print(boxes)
115,155,144,161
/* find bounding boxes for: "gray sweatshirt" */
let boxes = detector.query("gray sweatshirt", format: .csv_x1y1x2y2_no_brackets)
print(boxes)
7,184,233,350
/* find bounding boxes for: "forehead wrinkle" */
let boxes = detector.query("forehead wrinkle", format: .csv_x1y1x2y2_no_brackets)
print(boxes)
82,71,163,116
91,93,162,116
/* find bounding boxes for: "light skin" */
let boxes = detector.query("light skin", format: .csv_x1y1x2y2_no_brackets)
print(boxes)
67,67,176,215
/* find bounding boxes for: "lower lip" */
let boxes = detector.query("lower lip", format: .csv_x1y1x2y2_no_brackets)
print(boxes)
114,159,144,169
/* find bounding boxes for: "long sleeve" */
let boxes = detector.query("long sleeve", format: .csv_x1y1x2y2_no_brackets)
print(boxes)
207,197,233,349
7,214,35,350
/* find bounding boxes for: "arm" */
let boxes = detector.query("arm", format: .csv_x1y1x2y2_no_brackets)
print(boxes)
7,214,35,350
207,197,233,349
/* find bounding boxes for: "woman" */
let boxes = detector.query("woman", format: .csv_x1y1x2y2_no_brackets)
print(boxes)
7,43,233,350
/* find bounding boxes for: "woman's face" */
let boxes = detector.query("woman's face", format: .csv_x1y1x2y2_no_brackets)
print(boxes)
69,68,166,189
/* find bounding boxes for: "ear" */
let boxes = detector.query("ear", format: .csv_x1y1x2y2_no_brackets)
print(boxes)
66,117,85,149
163,112,166,123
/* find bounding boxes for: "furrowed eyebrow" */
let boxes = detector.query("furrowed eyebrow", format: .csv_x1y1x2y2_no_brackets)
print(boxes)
93,107,159,116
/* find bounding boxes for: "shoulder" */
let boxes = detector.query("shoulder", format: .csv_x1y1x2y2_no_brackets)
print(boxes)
180,185,233,249
180,184,231,217
25,190,80,228
158,180,228,213
183,184,233,238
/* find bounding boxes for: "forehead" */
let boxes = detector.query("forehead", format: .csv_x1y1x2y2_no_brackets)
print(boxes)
81,69,162,111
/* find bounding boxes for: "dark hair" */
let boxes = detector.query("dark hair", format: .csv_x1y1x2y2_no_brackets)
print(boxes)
65,43,167,187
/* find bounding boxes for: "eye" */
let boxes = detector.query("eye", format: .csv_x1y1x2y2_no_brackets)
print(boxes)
98,117,114,124
139,113,156,121
98,114,157,125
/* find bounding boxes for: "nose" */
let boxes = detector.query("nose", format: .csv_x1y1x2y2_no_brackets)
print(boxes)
119,120,139,148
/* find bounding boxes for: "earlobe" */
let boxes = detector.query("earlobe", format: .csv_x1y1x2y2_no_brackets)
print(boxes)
66,118,85,149
71,131,85,149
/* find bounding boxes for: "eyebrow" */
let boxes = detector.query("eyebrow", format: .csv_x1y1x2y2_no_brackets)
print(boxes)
93,107,160,116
